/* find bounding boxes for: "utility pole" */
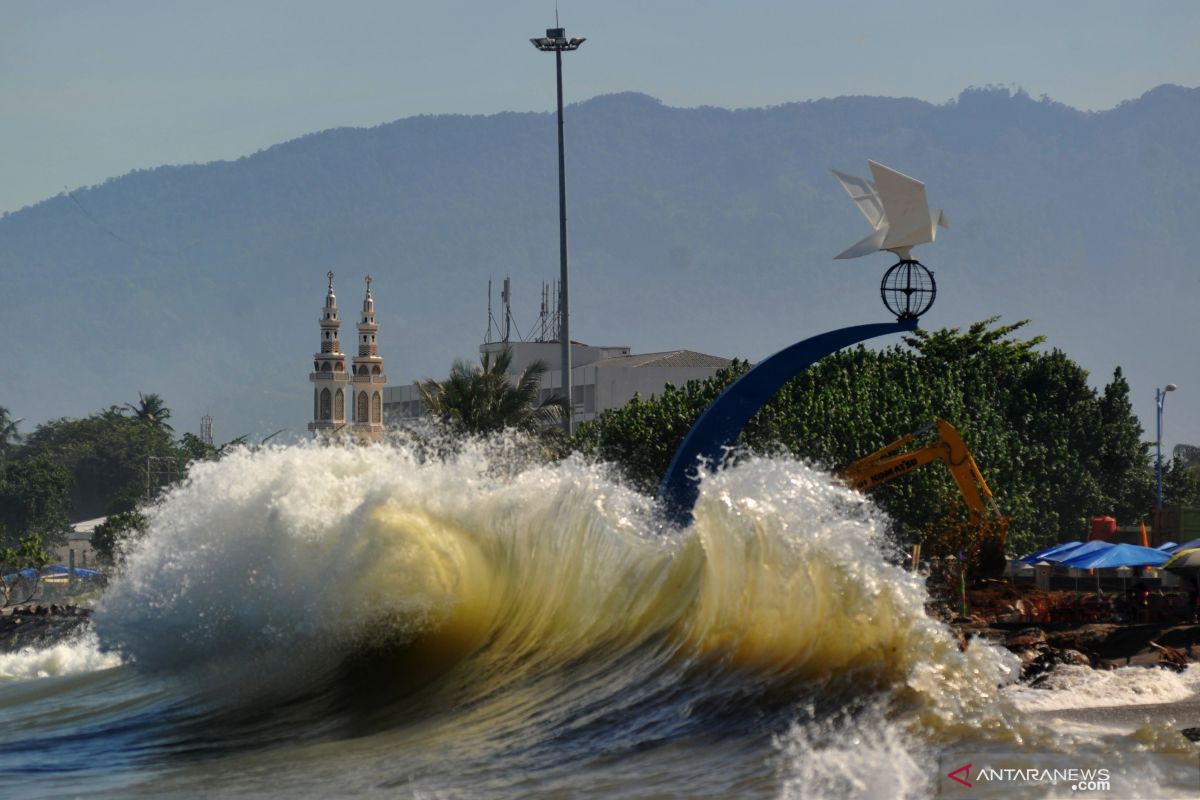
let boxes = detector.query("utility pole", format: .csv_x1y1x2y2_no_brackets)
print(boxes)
1156,383,1177,508
531,25,585,434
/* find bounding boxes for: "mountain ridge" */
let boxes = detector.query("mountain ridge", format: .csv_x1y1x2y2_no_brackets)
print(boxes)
1,85,1196,446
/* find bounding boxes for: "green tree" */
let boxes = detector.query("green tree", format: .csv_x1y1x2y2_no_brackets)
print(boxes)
573,319,1156,555
1,532,51,606
417,348,567,435
19,406,176,519
126,392,174,432
91,508,147,565
1163,456,1200,508
0,406,22,460
0,457,73,549
1096,367,1154,522
1175,444,1200,467
571,361,749,494
177,431,218,464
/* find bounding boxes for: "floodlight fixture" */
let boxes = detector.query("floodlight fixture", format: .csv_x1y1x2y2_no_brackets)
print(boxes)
1157,383,1180,508
531,28,585,52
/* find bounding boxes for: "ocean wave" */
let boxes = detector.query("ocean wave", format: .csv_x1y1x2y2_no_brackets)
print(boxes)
88,438,1022,753
0,630,122,682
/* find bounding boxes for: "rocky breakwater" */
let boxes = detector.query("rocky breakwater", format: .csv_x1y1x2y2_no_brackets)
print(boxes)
952,619,1200,682
1,604,92,653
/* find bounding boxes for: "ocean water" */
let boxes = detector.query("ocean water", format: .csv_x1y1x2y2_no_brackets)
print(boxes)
0,440,1196,798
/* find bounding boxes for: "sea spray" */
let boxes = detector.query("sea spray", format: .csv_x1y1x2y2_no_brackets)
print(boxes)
95,439,1022,721
0,436,1190,797
1008,663,1200,712
0,630,121,682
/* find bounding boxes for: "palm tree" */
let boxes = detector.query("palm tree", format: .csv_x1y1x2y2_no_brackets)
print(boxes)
0,406,21,459
126,392,174,432
417,348,567,435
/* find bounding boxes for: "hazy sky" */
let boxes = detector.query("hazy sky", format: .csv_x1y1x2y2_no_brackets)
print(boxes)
3,0,1199,214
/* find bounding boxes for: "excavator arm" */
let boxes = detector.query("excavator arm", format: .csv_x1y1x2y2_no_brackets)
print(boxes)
840,419,1008,548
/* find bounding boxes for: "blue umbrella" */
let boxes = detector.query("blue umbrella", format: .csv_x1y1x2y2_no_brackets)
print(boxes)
1020,541,1085,564
1043,539,1113,564
1060,543,1170,569
1164,538,1200,555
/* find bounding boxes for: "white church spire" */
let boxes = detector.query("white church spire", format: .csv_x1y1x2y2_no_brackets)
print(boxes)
308,271,349,436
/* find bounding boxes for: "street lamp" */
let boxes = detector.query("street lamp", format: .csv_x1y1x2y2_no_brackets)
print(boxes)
1156,383,1178,508
531,26,585,435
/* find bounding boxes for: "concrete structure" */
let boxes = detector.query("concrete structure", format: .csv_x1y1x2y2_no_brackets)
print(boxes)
308,272,350,436
50,517,103,569
307,273,388,441
384,339,733,425
350,276,387,441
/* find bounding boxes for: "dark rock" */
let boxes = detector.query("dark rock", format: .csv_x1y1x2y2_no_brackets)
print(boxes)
1181,728,1200,742
1005,628,1048,649
0,604,93,653
1059,649,1091,667
1024,647,1094,683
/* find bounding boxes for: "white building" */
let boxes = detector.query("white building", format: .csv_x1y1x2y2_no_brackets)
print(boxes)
50,517,103,569
384,339,733,425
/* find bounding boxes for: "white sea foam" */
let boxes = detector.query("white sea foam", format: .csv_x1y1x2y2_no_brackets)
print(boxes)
775,706,929,799
0,630,122,681
1007,663,1200,712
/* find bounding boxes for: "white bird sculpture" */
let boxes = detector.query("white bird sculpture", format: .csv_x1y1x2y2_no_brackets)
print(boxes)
831,160,948,261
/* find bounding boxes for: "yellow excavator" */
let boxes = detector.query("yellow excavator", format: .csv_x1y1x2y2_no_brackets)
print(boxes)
840,419,1009,573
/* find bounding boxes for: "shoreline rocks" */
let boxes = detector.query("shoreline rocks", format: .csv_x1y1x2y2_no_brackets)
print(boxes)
0,604,92,653
958,619,1200,680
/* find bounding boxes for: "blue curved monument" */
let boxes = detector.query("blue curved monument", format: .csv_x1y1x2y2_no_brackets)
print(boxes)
656,320,918,525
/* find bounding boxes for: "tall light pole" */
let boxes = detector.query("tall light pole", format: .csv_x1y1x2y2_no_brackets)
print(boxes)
1156,383,1177,508
531,26,585,435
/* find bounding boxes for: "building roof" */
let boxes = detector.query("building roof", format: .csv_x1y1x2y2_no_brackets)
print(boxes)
590,350,733,370
71,517,107,534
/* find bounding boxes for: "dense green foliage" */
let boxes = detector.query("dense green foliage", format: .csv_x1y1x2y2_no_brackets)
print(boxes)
0,394,240,568
18,406,178,520
0,457,72,549
1163,457,1200,509
0,406,21,460
91,509,148,565
0,533,50,605
573,319,1161,554
418,348,567,436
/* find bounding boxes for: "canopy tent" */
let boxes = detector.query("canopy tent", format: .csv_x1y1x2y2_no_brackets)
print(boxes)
1163,547,1200,572
3,565,104,585
42,564,103,580
1019,541,1085,564
1040,539,1114,564
1164,538,1200,555
1060,543,1170,569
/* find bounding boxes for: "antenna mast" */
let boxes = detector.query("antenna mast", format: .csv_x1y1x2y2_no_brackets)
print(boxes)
501,276,512,342
485,279,495,343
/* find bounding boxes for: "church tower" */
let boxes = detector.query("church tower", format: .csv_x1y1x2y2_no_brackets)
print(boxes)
308,271,349,436
351,275,387,441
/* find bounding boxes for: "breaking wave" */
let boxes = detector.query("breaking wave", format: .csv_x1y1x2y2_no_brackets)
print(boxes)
94,441,1018,716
